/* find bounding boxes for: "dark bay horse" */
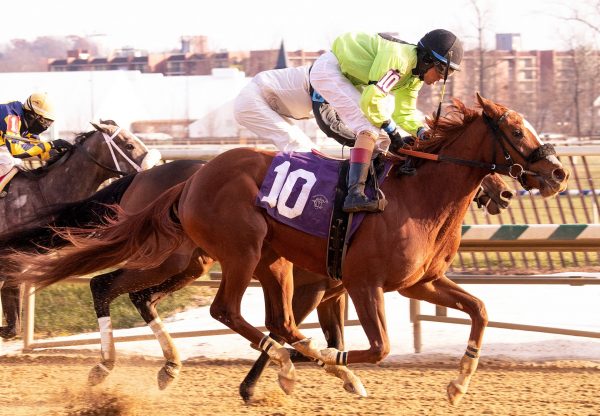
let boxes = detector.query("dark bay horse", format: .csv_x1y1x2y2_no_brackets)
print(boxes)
8,94,567,404
0,163,512,395
0,121,155,339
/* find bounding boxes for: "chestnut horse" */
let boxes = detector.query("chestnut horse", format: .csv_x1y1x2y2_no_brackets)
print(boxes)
0,165,512,396
10,94,567,404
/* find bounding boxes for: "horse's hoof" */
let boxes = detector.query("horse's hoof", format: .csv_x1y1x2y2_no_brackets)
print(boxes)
0,326,17,340
446,381,466,405
239,381,256,403
342,377,368,398
88,364,111,386
157,362,181,390
325,365,368,398
277,375,295,395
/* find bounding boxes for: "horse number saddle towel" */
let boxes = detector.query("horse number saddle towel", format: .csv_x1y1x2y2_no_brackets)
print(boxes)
256,151,391,278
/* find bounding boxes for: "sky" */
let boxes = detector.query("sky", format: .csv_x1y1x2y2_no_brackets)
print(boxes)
1,0,597,53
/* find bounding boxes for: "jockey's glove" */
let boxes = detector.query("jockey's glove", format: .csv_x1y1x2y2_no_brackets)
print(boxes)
50,139,72,152
416,126,430,141
388,135,415,154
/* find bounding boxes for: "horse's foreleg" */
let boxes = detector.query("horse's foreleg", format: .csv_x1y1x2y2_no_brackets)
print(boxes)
399,275,488,405
319,284,390,367
315,291,366,397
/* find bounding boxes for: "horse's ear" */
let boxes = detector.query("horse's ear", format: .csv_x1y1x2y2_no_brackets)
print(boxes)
90,121,110,134
476,92,500,119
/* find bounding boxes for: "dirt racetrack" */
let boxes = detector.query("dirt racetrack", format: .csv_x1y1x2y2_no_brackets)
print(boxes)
0,352,598,416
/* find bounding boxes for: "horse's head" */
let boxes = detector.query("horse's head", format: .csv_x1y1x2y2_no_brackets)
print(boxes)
82,121,161,175
477,93,569,197
475,173,514,215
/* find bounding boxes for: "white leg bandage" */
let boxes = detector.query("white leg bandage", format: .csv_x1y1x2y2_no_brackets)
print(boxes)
149,317,179,363
98,316,115,362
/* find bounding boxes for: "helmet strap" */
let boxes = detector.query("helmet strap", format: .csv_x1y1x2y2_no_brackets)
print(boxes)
430,51,453,140
414,48,434,81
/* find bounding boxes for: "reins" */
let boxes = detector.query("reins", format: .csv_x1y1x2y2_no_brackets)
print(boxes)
390,110,557,185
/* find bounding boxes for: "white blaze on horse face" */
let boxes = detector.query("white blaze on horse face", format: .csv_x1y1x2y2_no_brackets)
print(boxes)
523,117,561,165
141,148,162,170
523,118,544,145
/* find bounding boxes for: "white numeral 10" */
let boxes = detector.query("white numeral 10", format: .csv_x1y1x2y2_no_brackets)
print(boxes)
261,161,317,219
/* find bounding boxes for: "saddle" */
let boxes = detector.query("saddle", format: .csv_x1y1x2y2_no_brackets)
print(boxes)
0,166,18,197
326,153,387,280
256,151,391,280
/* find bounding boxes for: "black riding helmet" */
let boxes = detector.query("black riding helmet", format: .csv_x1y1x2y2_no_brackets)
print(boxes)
414,29,463,80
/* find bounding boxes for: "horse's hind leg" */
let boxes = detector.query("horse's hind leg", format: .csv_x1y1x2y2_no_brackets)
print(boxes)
88,244,199,386
211,249,296,395
0,283,22,339
240,265,327,401
129,250,214,390
399,275,488,405
88,270,122,385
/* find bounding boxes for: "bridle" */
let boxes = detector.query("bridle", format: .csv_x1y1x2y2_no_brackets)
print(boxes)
482,111,557,190
392,110,557,190
76,127,144,176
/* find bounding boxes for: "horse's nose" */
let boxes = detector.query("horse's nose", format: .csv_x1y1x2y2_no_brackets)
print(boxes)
500,190,514,202
552,167,568,183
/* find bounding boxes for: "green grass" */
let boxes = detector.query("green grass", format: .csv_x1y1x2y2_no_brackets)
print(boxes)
34,283,216,338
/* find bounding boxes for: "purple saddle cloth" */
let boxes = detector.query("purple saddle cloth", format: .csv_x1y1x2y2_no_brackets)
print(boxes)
256,151,391,239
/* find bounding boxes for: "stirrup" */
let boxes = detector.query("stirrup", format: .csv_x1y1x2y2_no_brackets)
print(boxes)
343,195,383,213
398,166,416,176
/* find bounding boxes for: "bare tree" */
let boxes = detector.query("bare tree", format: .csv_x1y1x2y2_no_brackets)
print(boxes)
0,36,100,72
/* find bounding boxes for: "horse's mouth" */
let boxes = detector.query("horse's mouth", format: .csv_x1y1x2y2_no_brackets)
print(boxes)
531,175,568,197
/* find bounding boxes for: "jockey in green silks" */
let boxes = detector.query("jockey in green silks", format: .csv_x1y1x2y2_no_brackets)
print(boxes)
310,29,464,213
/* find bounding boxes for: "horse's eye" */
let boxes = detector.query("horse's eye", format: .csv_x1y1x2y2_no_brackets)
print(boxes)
513,129,523,138
125,143,135,150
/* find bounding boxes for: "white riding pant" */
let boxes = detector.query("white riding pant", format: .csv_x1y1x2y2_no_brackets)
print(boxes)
0,146,20,177
234,81,318,152
310,51,389,153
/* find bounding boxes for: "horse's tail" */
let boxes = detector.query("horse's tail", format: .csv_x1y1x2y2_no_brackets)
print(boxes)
0,173,137,257
10,181,186,290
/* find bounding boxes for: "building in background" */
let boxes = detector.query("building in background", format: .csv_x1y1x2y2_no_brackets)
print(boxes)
34,33,600,139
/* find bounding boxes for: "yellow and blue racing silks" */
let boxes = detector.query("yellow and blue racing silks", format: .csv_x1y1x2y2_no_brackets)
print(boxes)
0,101,52,159
331,33,424,136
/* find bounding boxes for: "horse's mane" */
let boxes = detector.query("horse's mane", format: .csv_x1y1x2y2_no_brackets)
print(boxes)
21,120,118,178
414,98,480,154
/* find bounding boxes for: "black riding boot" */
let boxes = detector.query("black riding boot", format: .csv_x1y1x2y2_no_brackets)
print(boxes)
343,162,380,213
0,285,21,339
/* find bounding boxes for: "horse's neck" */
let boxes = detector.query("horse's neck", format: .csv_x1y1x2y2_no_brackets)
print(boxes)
391,127,491,233
29,147,115,204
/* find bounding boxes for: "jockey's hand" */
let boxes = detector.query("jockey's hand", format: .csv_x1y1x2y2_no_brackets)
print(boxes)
50,139,72,152
416,126,430,141
388,135,415,154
